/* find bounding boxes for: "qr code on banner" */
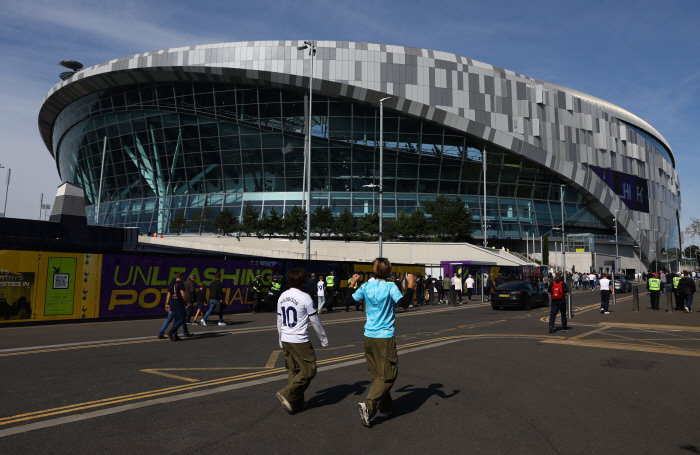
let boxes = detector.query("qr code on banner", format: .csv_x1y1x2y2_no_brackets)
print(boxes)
53,273,69,289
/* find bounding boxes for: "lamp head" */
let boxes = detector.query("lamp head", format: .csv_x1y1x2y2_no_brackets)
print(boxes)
296,45,308,50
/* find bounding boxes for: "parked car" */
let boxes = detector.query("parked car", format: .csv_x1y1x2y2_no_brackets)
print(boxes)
491,281,550,310
614,274,632,293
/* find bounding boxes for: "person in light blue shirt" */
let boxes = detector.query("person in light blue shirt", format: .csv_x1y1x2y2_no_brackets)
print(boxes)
349,258,416,428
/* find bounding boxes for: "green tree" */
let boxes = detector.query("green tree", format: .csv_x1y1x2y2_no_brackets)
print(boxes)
542,234,550,265
284,205,307,242
684,218,700,245
240,201,260,237
335,208,356,241
424,194,476,242
264,206,284,239
311,206,335,239
357,212,379,241
256,212,269,239
401,208,428,241
188,206,215,235
169,210,188,235
213,208,237,236
684,245,699,258
383,218,399,242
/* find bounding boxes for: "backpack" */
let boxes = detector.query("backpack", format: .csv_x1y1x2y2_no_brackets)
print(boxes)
551,281,563,299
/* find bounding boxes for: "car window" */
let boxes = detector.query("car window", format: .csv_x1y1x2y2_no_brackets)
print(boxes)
524,282,534,290
496,282,523,290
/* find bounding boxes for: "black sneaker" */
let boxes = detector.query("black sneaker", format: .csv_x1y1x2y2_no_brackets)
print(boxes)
157,335,166,339
549,326,554,334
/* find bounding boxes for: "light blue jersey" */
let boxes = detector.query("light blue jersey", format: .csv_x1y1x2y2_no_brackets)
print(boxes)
352,280,403,338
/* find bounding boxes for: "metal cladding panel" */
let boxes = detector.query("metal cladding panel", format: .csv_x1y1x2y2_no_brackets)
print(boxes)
38,40,679,261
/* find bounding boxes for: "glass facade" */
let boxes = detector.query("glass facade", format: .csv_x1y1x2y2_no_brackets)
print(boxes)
53,81,608,236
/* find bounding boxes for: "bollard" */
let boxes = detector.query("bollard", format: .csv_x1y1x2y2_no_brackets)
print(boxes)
567,293,574,318
450,285,456,307
632,284,639,311
667,291,674,312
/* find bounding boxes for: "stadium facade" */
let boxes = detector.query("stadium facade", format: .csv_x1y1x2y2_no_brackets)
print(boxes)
38,41,681,269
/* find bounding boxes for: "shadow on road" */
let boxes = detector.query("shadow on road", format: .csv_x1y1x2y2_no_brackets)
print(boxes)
372,383,459,424
305,381,371,409
680,444,700,453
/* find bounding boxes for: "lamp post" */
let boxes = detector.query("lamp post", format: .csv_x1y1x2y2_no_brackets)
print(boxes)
654,228,658,274
560,185,566,281
637,221,642,280
296,40,316,261
483,148,487,248
3,167,11,217
378,96,390,258
614,209,620,276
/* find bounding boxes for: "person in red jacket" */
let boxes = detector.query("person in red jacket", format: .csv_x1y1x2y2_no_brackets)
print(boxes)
548,272,570,333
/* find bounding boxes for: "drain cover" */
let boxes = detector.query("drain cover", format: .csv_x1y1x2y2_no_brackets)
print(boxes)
602,358,655,371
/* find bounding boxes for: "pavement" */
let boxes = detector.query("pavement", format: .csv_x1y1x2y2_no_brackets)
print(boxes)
2,285,700,454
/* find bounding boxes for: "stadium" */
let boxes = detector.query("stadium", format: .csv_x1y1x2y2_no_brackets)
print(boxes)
38,41,681,272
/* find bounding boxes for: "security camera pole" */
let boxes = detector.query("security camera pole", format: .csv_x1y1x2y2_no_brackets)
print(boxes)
296,40,316,260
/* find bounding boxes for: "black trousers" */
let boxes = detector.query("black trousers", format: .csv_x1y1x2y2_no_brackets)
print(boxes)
437,289,444,302
467,288,473,300
601,290,611,311
185,304,193,322
549,300,567,328
649,291,660,310
346,289,362,311
675,292,686,309
326,291,335,311
252,292,261,313
484,287,491,300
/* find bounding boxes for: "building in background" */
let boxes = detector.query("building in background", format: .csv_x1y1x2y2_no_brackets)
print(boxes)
38,41,682,272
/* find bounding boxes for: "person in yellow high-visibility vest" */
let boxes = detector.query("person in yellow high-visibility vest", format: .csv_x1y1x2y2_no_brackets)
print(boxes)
325,272,336,312
647,273,664,311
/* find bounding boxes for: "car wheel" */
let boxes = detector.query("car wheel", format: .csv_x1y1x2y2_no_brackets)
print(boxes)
524,297,532,310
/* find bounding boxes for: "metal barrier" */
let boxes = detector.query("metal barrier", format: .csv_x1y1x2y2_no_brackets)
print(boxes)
450,285,456,307
667,291,674,313
632,283,639,311
566,294,574,318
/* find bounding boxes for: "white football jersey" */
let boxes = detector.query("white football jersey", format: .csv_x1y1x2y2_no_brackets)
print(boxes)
277,288,327,344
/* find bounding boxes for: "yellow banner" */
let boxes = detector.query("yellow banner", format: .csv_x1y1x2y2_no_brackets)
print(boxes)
0,250,102,323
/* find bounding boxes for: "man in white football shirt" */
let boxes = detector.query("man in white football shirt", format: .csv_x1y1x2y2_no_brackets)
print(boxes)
276,268,329,413
598,274,613,314
465,274,475,301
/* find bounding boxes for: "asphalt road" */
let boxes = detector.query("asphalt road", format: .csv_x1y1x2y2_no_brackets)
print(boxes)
2,287,700,454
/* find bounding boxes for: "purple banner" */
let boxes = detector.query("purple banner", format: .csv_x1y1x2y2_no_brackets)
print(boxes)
590,165,649,213
99,254,283,318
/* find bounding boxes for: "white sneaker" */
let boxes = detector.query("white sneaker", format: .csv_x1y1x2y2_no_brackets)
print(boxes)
604,311,610,314
218,321,226,326
277,392,293,413
201,320,207,326
685,307,690,313
600,308,604,314
357,402,371,427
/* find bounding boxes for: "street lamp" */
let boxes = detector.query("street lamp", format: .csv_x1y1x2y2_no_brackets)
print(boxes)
378,96,390,258
614,209,620,276
560,185,566,280
2,167,10,218
483,149,487,248
637,220,642,280
653,228,658,274
296,40,316,261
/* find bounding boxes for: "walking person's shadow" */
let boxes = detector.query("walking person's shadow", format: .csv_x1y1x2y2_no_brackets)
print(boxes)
304,381,371,410
373,383,459,424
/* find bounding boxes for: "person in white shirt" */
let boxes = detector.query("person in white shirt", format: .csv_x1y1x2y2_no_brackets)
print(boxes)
588,273,597,291
317,275,327,312
276,268,329,413
465,275,475,301
598,274,614,314
451,274,463,303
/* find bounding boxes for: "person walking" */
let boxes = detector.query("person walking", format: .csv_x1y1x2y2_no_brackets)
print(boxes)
192,282,206,324
660,271,667,295
451,273,462,304
443,275,451,304
317,275,327,313
326,272,336,312
165,272,193,341
599,274,613,314
465,274,475,301
158,272,187,339
427,275,436,305
484,274,493,301
269,275,282,313
184,274,197,324
415,274,424,307
349,258,416,428
435,276,444,304
276,268,329,414
672,272,685,311
547,272,570,333
251,274,263,314
680,271,696,313
306,273,317,309
202,272,225,326
646,273,663,310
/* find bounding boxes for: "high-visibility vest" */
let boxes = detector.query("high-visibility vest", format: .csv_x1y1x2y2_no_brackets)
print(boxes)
648,278,661,291
673,276,681,289
326,276,335,287
253,280,262,292
271,281,281,292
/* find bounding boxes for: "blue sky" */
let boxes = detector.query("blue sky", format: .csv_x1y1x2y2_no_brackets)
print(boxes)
1,0,698,239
